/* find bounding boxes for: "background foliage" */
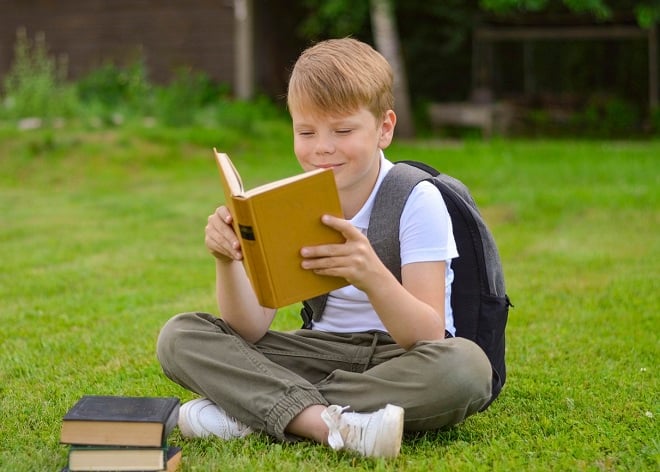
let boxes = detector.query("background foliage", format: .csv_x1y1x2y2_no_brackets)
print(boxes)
2,1,658,136
296,0,658,134
0,30,286,132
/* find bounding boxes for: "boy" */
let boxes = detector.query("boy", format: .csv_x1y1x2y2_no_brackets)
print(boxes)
157,38,492,459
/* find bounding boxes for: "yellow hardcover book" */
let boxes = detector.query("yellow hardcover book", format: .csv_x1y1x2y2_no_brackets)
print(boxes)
214,149,348,308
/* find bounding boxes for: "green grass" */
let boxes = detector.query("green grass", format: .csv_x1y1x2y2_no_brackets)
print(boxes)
0,125,658,471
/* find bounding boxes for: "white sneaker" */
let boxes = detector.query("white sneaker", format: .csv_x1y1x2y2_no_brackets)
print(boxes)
321,404,404,458
178,398,253,439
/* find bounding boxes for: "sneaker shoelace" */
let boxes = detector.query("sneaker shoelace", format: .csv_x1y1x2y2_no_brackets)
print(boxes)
321,405,351,450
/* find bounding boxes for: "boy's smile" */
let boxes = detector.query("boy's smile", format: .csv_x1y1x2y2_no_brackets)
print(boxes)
291,106,396,218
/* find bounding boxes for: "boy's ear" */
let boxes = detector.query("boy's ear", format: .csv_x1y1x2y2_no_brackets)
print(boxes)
378,110,397,149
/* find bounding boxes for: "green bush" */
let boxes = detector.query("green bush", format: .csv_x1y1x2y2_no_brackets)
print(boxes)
74,61,285,131
76,59,153,125
77,62,150,109
577,95,640,137
77,63,130,108
153,68,226,126
215,95,287,134
1,29,79,121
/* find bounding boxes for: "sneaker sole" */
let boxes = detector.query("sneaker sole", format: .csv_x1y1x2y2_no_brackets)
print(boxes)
372,404,404,458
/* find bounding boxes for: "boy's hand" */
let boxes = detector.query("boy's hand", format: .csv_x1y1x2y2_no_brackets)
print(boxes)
300,214,387,291
205,205,243,261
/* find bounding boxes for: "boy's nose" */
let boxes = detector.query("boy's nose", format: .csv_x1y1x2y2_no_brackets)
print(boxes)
315,139,335,154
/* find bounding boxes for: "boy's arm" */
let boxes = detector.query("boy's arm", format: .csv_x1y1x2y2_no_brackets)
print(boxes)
206,206,276,343
301,215,445,349
370,260,446,346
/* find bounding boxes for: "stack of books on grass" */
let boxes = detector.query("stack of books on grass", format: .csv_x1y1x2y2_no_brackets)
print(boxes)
60,395,181,472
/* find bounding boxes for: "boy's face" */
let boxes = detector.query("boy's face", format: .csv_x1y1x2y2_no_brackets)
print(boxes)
291,105,396,201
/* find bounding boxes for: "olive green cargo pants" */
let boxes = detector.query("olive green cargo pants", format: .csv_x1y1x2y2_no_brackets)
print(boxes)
157,311,492,441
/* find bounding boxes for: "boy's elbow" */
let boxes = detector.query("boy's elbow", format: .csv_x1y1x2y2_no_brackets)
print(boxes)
398,325,446,350
223,319,267,344
221,307,274,344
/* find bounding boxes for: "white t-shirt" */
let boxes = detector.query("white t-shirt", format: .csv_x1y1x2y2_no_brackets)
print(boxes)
312,155,459,335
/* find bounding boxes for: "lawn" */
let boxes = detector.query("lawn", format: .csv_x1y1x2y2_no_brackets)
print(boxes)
0,123,657,471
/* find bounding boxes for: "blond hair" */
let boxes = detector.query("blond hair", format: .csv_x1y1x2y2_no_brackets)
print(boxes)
287,38,393,120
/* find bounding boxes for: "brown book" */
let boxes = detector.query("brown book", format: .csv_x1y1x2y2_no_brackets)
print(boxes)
60,396,180,447
214,149,348,308
67,445,181,472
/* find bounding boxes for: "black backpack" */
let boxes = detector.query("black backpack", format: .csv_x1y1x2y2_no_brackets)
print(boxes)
301,160,511,409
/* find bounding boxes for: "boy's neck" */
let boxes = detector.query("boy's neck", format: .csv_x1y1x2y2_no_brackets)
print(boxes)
339,158,381,220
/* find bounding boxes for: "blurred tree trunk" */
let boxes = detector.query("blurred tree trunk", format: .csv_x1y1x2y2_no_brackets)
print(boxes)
370,0,415,138
234,0,254,99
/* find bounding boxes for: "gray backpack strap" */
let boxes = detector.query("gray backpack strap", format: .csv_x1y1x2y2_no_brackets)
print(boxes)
366,164,431,281
300,163,430,327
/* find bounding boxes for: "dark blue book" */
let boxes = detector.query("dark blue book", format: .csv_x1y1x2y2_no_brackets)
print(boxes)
60,396,180,447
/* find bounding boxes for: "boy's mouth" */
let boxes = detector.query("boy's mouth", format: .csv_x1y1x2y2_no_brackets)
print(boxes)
316,163,343,170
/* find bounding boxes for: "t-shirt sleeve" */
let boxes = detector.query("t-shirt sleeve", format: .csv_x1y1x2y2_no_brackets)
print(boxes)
399,180,458,265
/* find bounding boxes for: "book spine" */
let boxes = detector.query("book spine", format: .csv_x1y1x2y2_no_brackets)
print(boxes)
161,400,180,445
232,197,276,307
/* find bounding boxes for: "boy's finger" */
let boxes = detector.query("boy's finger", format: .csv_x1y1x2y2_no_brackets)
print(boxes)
321,214,359,238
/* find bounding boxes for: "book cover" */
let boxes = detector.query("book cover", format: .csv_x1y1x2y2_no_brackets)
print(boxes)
65,445,181,472
61,396,180,447
214,149,349,308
